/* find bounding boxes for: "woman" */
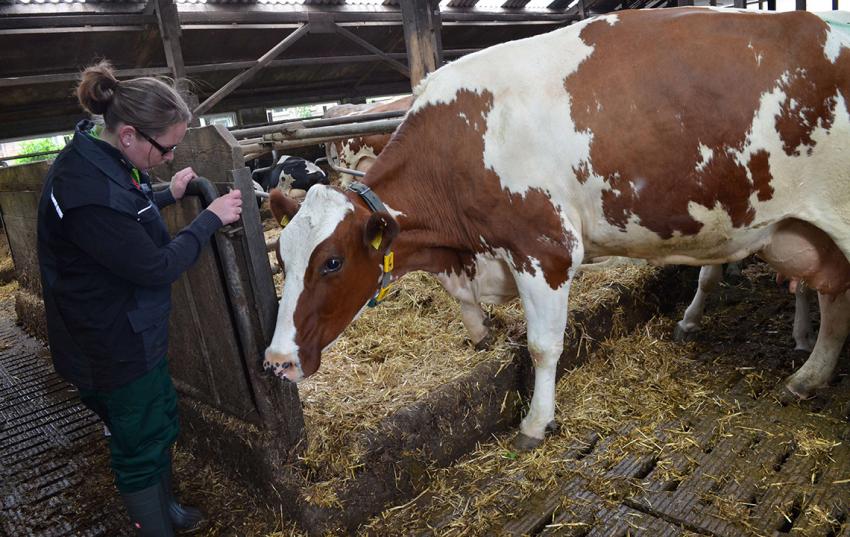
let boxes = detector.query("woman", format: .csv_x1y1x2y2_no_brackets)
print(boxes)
36,61,242,535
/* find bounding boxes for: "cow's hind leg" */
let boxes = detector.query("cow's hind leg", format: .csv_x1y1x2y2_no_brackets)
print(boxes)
784,290,850,399
674,265,723,342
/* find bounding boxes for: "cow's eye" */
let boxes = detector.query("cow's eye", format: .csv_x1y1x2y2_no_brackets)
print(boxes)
321,257,343,275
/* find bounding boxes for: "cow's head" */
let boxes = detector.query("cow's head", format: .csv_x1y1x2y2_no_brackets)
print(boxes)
263,186,399,382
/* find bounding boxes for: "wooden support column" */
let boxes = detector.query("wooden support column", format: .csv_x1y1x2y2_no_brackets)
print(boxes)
795,0,806,9
154,0,198,124
400,0,442,89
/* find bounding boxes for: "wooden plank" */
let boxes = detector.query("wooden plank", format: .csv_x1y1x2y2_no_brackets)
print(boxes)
162,197,262,423
232,167,277,344
193,23,311,116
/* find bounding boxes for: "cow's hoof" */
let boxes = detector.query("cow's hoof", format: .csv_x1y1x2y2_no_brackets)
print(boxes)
511,433,544,451
673,324,697,343
773,382,812,405
474,333,495,351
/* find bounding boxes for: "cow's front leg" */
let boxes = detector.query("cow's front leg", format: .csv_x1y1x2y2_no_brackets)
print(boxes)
784,290,850,399
511,267,575,450
674,264,723,341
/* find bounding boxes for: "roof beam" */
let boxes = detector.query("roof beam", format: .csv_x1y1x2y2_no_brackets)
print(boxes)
0,14,156,30
333,24,411,78
0,48,481,90
193,23,311,116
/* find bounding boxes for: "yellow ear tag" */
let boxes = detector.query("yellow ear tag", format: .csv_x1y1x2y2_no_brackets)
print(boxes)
383,252,394,272
370,231,383,250
279,215,290,228
375,284,391,302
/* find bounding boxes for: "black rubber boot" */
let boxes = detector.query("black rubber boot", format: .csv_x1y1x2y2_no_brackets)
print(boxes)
121,483,175,537
161,467,205,533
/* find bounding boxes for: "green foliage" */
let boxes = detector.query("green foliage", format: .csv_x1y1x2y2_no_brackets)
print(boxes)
12,137,65,164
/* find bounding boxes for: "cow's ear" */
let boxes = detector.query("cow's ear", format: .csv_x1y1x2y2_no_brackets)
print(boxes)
364,212,399,252
269,189,299,229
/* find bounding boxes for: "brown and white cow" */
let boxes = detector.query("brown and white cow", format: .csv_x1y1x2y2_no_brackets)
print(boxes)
266,8,850,449
323,95,414,187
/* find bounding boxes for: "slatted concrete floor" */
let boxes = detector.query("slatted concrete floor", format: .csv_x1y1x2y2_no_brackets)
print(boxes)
366,376,850,537
0,317,132,537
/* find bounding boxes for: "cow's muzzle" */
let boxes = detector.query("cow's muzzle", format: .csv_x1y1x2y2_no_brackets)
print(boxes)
263,351,304,382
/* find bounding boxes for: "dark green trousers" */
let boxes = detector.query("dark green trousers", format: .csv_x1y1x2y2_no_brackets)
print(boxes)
78,358,179,494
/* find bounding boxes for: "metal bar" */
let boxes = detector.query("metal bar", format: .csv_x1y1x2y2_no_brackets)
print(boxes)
264,118,403,142
193,23,311,117
333,24,411,78
231,109,407,139
0,149,61,163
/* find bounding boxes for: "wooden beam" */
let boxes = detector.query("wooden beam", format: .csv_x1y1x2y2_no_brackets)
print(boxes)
154,0,197,119
0,48,482,90
400,0,441,89
0,14,155,29
795,0,806,8
351,34,408,91
734,0,746,7
333,24,411,78
0,67,170,88
155,0,185,81
0,25,147,36
193,23,311,116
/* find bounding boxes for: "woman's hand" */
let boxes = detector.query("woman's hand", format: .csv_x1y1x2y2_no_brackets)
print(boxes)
170,167,197,200
208,189,243,225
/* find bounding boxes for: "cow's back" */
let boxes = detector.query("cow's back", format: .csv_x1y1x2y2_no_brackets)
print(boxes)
394,8,850,264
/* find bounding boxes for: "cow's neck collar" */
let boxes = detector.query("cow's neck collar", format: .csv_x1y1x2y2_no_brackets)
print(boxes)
347,181,395,307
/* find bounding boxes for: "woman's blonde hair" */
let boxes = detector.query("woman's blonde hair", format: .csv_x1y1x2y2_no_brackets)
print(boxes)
76,60,192,136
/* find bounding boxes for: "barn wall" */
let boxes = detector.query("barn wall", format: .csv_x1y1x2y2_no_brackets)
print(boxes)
0,161,50,340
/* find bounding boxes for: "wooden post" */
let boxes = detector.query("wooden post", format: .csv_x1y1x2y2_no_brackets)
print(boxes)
400,0,442,89
154,0,198,125
795,0,806,9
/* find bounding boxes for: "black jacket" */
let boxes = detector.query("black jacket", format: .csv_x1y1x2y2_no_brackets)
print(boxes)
37,120,222,390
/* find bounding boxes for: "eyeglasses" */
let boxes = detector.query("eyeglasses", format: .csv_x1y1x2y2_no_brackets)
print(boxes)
135,128,178,156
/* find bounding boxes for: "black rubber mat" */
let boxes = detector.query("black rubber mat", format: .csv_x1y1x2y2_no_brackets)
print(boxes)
0,317,132,537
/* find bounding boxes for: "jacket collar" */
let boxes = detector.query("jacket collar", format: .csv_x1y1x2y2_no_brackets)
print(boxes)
71,119,145,191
